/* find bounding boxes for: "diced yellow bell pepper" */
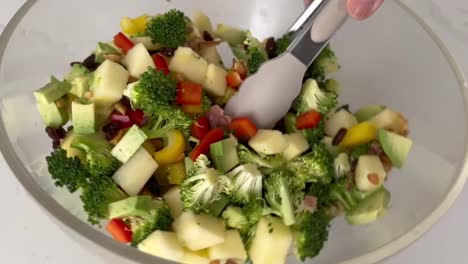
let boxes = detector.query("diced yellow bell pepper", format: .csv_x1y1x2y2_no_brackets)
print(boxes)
154,161,186,186
339,122,377,148
153,129,186,166
120,15,149,35
181,105,203,115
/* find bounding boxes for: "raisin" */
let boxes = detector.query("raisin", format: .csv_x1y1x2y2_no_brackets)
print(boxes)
119,96,132,109
332,128,347,146
203,31,214,41
102,122,121,141
82,54,100,71
45,127,66,142
265,37,277,59
159,47,176,57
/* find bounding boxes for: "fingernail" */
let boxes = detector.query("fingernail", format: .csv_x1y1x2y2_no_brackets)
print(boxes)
347,0,384,20
304,0,313,6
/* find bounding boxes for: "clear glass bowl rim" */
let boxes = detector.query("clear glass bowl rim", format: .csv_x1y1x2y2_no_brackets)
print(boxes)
0,1,467,263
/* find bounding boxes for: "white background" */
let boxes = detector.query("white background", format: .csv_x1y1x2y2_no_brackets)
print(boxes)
0,0,467,263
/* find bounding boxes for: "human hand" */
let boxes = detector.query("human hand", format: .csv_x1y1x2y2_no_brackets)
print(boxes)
304,0,384,20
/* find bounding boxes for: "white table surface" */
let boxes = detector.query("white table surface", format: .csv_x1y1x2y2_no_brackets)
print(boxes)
0,0,467,263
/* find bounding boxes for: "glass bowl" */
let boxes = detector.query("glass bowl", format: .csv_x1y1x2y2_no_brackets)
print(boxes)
0,0,466,263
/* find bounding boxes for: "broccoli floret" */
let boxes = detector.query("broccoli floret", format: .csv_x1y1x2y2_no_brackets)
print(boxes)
142,106,193,139
130,68,177,113
180,155,232,214
222,206,249,230
334,153,351,178
201,93,213,114
222,201,272,244
293,209,332,261
70,134,121,178
329,177,371,212
243,32,268,75
80,174,127,225
306,182,332,209
46,149,89,193
275,32,293,56
247,48,268,75
288,144,334,184
293,79,338,115
45,147,126,225
227,164,263,204
237,144,285,170
308,45,340,82
145,9,189,48
264,169,297,226
301,120,325,146
321,78,341,94
130,200,173,246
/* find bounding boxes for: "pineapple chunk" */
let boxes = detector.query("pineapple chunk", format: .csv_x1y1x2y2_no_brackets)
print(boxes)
91,60,129,107
209,230,247,263
123,43,155,78
181,249,210,264
204,63,228,96
282,133,310,161
249,217,292,264
163,186,184,218
173,212,225,251
137,231,184,262
169,47,209,85
249,130,289,155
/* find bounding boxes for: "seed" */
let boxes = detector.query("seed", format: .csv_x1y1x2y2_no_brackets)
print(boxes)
332,128,347,146
103,53,122,62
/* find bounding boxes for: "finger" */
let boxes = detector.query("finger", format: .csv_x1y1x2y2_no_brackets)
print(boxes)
304,0,313,6
346,0,384,20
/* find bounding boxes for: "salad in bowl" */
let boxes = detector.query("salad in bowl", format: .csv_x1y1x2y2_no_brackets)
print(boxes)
33,9,413,264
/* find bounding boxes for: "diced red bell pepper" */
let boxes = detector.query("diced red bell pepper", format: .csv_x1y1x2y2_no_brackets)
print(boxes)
152,54,170,75
177,81,203,105
296,110,322,130
106,219,133,244
127,109,147,127
113,32,135,54
226,71,243,89
110,112,133,129
190,128,225,161
229,117,258,141
191,116,211,140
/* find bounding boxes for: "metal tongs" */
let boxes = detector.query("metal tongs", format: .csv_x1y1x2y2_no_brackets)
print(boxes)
225,0,349,128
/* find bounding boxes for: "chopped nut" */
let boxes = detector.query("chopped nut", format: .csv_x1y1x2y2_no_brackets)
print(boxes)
113,102,128,115
109,128,128,145
84,91,93,100
233,60,247,76
367,173,380,185
55,98,66,108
